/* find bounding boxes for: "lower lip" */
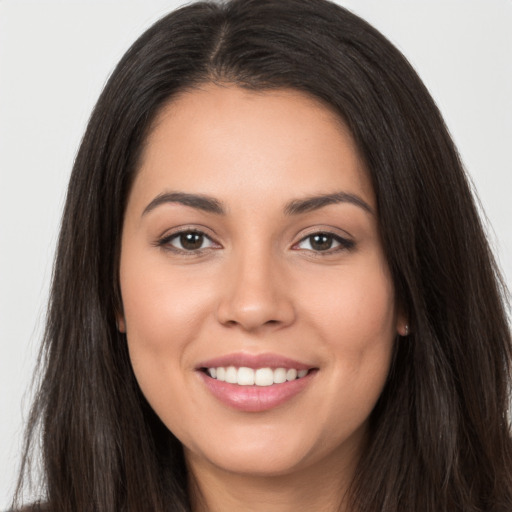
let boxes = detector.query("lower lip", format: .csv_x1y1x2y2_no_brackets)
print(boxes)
198,370,316,412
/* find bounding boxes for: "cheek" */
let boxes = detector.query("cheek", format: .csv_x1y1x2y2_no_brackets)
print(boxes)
119,256,219,436
118,249,216,384
302,255,395,336
121,246,214,332
297,255,396,407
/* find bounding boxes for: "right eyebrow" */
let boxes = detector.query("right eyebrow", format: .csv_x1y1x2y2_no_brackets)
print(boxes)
141,192,225,216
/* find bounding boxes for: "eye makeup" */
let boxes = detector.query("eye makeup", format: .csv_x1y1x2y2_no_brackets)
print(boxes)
154,226,356,258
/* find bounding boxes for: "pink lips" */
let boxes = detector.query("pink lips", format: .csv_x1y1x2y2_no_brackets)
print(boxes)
197,352,313,371
196,352,317,412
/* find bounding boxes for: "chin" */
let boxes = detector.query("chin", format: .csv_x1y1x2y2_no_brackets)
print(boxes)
190,444,311,477
183,420,359,479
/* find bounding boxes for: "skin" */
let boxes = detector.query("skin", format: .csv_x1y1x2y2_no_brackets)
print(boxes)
118,84,407,512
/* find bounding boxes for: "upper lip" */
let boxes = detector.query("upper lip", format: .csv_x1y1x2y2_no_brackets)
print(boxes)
196,352,315,371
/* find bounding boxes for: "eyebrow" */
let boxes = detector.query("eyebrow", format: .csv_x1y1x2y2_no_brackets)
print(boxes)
141,190,373,217
284,192,374,215
142,192,225,216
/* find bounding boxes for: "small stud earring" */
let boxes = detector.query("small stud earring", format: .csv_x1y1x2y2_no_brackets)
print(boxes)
404,324,409,336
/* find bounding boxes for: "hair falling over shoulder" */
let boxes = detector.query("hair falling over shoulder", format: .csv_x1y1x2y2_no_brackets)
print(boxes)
13,0,512,511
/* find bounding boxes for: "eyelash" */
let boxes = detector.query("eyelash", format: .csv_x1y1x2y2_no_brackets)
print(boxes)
156,229,355,255
293,232,355,253
156,229,219,255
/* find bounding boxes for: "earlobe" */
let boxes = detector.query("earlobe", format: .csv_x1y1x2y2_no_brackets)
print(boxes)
397,321,410,337
396,309,410,337
116,312,126,333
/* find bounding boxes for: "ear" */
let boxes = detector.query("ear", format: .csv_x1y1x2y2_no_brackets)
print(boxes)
396,309,410,337
116,310,126,333
396,323,409,337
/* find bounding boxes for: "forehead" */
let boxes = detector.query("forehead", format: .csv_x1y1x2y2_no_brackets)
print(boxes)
130,84,374,212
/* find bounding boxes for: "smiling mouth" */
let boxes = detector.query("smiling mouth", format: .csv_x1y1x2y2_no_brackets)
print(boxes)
201,366,313,386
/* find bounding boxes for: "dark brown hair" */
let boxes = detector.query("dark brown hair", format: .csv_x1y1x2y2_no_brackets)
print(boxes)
14,0,512,511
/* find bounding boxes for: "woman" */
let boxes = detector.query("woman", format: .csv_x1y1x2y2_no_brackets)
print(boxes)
12,0,512,510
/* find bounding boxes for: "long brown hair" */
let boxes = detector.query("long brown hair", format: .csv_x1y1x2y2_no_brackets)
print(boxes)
14,0,512,511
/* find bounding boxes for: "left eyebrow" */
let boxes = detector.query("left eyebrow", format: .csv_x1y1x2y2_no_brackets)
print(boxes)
284,192,374,215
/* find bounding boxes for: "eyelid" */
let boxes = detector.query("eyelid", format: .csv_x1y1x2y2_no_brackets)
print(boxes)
154,225,354,255
155,225,222,254
291,227,355,253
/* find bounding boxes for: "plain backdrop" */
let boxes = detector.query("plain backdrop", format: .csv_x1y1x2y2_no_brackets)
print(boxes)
1,0,511,507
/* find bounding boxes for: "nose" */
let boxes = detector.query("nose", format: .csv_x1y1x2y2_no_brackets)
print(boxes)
216,249,296,332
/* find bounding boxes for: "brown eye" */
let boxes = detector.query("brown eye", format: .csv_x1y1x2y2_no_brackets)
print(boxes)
161,230,216,252
309,233,334,251
296,232,354,253
179,232,204,250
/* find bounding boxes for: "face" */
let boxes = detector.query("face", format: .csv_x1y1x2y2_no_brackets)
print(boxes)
118,85,405,480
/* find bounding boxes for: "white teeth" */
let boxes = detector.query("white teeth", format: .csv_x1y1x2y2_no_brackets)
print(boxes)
286,368,297,381
237,367,255,386
255,368,274,386
225,366,237,384
216,367,226,381
206,366,310,386
273,367,287,384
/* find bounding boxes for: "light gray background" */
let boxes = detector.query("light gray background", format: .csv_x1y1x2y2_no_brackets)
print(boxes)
1,0,511,507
